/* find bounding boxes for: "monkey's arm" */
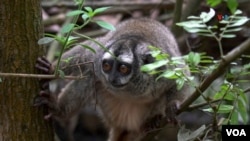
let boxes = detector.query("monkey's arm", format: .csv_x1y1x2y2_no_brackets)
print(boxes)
34,44,98,119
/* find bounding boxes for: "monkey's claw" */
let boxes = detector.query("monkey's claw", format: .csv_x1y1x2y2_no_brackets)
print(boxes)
33,95,50,107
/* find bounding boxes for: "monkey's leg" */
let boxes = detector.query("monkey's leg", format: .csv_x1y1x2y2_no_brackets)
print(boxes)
34,56,57,119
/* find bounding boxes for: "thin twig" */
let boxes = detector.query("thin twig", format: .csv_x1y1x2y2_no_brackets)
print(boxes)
171,0,183,37
187,99,222,111
41,1,175,9
0,73,86,80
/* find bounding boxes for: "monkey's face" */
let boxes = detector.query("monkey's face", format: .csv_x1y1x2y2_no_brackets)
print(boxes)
100,38,158,99
101,39,135,89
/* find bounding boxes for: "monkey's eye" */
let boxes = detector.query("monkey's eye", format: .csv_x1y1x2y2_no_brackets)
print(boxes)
119,64,131,75
102,61,112,72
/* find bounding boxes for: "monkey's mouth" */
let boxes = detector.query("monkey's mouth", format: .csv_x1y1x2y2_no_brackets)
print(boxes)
110,83,127,88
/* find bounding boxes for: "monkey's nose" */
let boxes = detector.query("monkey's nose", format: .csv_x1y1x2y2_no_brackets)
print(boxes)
109,79,125,88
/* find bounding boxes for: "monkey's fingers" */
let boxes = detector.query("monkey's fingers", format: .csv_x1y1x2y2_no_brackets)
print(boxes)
35,57,53,74
40,56,51,64
44,113,52,120
33,96,50,107
39,90,50,97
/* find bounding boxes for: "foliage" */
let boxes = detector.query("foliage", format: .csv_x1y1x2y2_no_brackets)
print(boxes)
141,5,249,140
206,0,238,14
141,46,194,90
38,0,115,77
177,8,249,57
177,6,249,124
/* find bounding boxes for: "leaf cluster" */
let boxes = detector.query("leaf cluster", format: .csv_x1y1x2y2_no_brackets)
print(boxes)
140,46,193,90
177,8,249,39
38,1,116,77
203,81,248,124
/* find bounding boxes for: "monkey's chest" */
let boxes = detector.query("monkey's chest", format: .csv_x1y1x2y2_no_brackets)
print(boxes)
99,95,151,131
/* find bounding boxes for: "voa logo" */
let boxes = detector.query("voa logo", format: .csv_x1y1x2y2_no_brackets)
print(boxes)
226,129,246,136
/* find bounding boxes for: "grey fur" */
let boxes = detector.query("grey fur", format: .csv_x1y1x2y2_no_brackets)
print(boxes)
49,18,189,141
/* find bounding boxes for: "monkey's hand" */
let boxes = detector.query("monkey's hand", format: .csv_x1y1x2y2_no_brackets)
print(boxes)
164,100,180,125
33,56,56,120
142,100,180,133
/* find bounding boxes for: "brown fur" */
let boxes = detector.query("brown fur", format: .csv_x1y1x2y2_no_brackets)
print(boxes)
38,18,189,141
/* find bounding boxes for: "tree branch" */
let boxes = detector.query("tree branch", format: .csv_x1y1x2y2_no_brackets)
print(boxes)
171,0,184,37
178,38,250,114
41,1,175,9
0,73,85,80
142,38,250,141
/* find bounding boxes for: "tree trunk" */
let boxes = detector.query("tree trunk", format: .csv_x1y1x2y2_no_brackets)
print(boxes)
0,1,54,141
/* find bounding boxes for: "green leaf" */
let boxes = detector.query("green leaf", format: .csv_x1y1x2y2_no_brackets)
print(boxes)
243,63,250,69
220,34,236,38
159,70,176,79
222,27,242,32
227,0,238,14
203,105,234,113
228,17,249,27
183,27,210,33
176,21,205,28
58,70,65,78
79,44,96,53
38,37,55,45
230,110,238,124
94,7,111,14
234,9,243,15
95,20,116,31
187,16,201,20
140,60,168,72
176,78,185,90
202,107,214,113
238,99,248,124
155,53,169,60
214,90,235,101
150,50,161,58
219,20,230,24
54,36,67,45
61,23,75,34
188,52,201,66
206,0,222,7
82,13,90,21
200,8,215,23
84,7,93,13
67,10,84,17
62,56,74,63
217,105,234,113
197,33,214,37
239,89,248,104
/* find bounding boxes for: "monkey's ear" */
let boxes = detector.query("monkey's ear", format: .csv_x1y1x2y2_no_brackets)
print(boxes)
142,53,155,65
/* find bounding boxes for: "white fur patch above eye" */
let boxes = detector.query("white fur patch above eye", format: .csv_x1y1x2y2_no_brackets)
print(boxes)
102,51,113,60
118,54,133,64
